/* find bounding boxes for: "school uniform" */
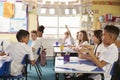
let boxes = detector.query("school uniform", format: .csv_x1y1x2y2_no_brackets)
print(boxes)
98,43,118,80
4,42,35,76
31,37,43,60
89,43,106,80
64,36,74,46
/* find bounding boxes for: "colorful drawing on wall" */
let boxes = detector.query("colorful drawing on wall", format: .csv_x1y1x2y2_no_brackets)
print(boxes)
0,2,3,16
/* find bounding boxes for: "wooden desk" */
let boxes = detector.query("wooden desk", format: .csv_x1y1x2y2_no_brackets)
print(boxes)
55,57,104,80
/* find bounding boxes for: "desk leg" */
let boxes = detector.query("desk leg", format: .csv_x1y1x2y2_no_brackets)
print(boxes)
55,73,59,80
53,52,57,66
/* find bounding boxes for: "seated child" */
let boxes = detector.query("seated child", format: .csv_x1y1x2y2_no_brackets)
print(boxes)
4,29,35,76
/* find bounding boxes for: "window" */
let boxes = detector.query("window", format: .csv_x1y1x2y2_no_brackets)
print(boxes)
38,15,80,39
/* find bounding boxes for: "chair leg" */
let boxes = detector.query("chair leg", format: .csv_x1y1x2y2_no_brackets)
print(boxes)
29,64,31,70
36,64,42,76
34,65,41,80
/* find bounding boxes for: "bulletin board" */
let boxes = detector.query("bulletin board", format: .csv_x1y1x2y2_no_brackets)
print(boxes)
0,1,28,33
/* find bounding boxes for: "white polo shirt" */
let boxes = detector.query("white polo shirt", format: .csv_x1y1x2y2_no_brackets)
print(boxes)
64,36,74,46
4,42,35,76
99,43,118,80
89,43,118,80
31,37,43,60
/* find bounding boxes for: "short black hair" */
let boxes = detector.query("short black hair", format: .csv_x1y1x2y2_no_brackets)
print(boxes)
37,25,45,33
16,29,29,41
104,25,120,40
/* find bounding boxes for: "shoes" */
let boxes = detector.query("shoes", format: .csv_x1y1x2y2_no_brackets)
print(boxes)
64,73,74,80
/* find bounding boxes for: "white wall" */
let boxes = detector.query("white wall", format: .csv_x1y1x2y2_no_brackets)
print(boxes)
42,38,62,56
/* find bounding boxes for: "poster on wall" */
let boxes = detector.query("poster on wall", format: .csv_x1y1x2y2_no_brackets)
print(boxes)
0,2,3,16
10,18,27,32
0,2,28,33
0,16,10,32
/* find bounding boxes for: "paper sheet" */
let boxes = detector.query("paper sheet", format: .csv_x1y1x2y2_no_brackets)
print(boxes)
56,63,97,71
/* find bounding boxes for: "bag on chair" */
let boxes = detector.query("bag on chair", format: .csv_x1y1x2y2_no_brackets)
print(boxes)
40,49,47,67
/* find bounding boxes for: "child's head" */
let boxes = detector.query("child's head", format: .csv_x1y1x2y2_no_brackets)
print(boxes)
92,30,102,44
103,25,119,46
31,30,37,40
16,29,30,44
64,31,70,38
37,25,45,37
78,30,89,42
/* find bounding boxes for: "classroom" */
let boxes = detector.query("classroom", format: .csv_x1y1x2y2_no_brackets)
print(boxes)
0,0,120,80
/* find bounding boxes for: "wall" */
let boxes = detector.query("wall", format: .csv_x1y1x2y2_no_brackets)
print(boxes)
92,0,120,29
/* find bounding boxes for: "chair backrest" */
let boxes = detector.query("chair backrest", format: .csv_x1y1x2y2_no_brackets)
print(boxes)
0,61,11,76
37,47,42,55
110,58,120,80
21,54,29,65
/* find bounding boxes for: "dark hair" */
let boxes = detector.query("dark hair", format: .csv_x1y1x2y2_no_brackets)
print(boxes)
16,29,29,41
80,30,89,42
37,25,45,33
104,25,120,40
93,30,103,43
31,30,37,35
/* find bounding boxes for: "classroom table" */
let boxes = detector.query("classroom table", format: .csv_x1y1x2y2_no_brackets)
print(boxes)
53,46,77,66
55,57,104,80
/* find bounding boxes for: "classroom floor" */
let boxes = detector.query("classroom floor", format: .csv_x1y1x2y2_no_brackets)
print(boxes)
27,59,64,80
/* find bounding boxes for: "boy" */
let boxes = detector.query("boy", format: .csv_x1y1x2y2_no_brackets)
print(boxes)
4,29,35,76
86,25,119,80
28,30,37,46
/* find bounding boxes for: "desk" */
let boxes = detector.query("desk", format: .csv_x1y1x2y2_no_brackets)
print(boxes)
53,46,77,66
55,57,104,80
0,55,12,68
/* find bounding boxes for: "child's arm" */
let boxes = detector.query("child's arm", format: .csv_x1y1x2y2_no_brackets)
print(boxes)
30,60,35,66
79,48,107,68
65,25,72,36
87,49,107,68
0,52,7,56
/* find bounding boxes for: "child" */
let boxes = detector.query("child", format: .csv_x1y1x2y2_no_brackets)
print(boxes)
72,30,89,51
28,30,37,46
4,29,35,76
32,25,45,60
77,25,119,80
63,25,74,46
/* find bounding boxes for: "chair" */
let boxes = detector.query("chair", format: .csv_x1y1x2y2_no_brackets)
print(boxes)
110,58,120,80
29,46,43,79
34,47,43,80
0,61,11,80
10,54,28,80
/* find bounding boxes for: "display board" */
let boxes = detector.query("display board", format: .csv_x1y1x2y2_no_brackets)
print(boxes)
0,1,28,33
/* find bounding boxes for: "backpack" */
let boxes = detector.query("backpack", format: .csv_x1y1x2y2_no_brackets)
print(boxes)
40,49,47,67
